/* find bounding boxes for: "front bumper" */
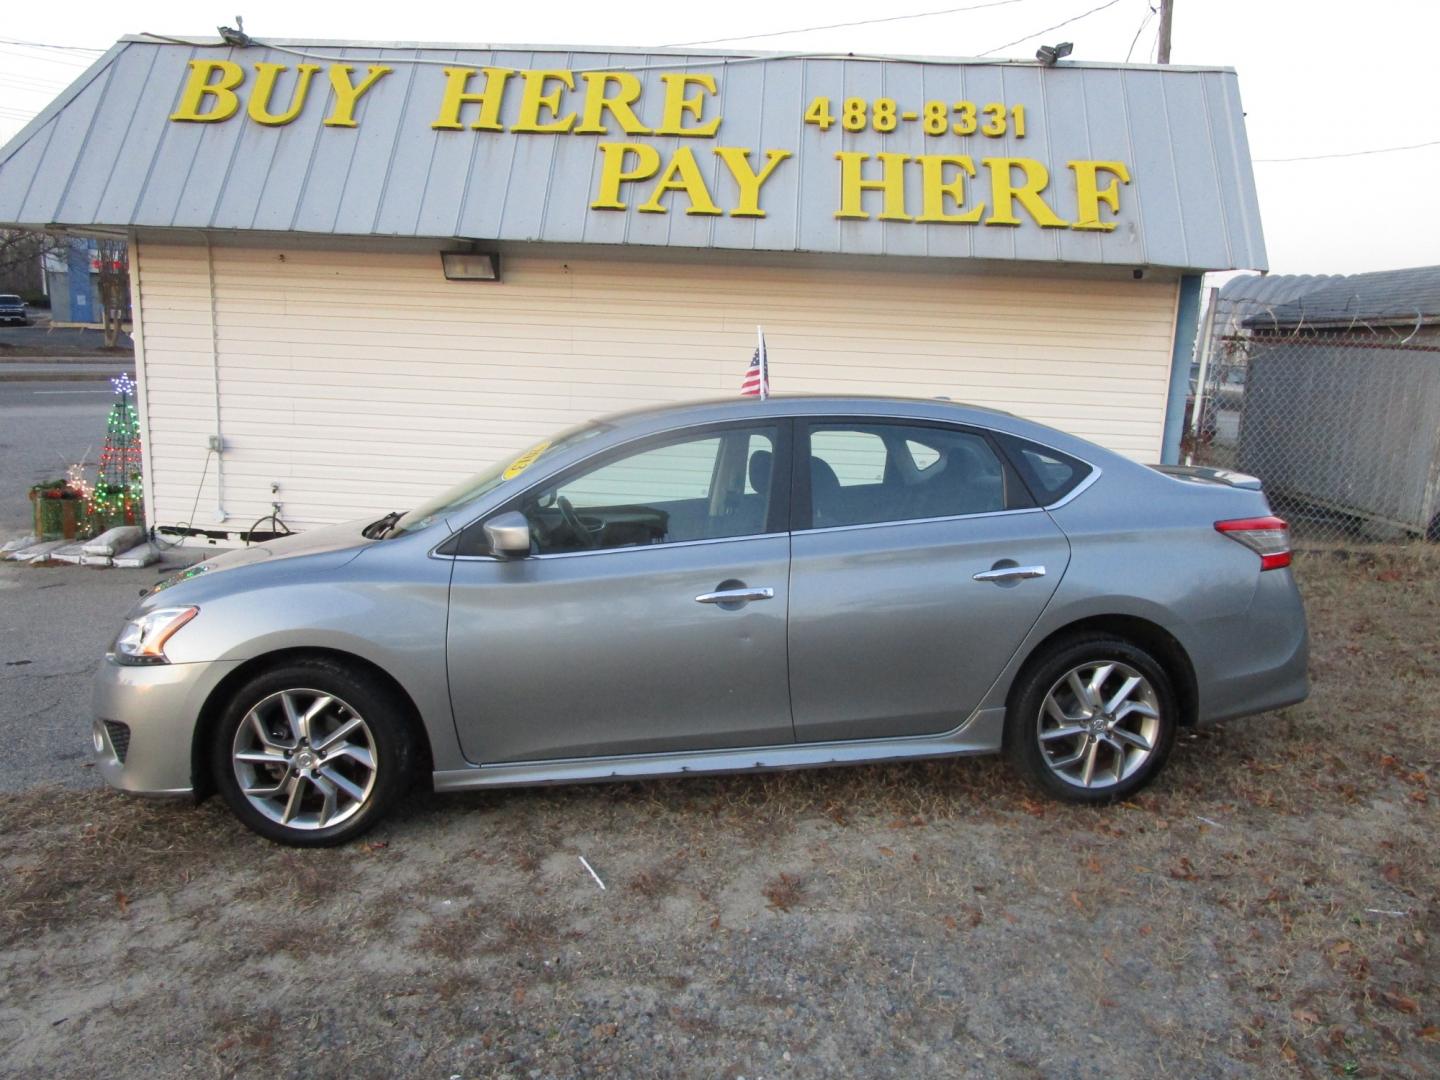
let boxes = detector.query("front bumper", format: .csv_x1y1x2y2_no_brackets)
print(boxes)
91,655,243,795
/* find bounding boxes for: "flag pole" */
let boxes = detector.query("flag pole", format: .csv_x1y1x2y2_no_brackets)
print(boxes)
757,325,768,401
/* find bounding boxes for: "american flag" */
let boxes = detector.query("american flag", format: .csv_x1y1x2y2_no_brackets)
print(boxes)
740,327,769,399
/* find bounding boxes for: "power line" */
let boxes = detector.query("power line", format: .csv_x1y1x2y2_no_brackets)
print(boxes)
0,75,69,92
662,0,1031,48
1255,138,1440,163
0,36,105,52
1124,3,1157,64
977,0,1123,57
0,45,96,67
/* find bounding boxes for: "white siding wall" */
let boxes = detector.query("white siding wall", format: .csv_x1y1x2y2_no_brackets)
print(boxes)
132,241,1178,531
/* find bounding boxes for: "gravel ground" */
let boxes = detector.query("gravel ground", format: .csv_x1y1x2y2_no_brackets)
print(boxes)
0,547,1436,1078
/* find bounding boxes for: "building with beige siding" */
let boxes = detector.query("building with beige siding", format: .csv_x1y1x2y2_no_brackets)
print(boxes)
0,36,1266,543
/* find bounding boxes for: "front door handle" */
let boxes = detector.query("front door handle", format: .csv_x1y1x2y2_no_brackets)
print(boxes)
695,586,775,604
972,565,1047,583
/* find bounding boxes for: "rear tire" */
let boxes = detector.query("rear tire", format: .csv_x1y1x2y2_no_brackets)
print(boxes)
1005,634,1178,804
210,659,415,846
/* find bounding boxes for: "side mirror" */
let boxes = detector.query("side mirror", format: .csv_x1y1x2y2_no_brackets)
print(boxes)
483,511,532,558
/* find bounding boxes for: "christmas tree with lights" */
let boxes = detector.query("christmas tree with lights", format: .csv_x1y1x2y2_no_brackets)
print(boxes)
88,373,145,530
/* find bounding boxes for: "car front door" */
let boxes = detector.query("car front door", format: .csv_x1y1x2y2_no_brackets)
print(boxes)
446,421,793,764
787,418,1072,743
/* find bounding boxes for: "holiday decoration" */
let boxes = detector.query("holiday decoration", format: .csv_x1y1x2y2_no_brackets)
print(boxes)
65,461,92,504
87,373,145,531
28,478,84,540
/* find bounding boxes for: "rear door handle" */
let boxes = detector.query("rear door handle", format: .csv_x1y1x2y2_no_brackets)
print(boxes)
972,565,1046,583
695,587,775,604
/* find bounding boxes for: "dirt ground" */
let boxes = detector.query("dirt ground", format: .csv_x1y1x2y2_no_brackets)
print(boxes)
1,548,1436,1078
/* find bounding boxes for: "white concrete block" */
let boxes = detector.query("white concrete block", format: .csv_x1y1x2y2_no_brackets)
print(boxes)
112,542,160,568
83,526,146,557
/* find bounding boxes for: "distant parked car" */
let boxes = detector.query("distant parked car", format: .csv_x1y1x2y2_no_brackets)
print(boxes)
0,294,30,325
92,396,1309,846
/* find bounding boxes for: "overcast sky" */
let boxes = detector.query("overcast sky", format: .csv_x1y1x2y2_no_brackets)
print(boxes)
1,0,1436,275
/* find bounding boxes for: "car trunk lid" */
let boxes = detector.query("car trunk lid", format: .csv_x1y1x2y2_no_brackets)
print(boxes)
1148,464,1263,491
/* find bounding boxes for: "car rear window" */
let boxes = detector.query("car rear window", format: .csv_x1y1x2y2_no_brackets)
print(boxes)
995,433,1093,505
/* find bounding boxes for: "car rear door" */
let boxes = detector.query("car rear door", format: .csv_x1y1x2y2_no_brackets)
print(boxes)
787,418,1071,743
446,421,795,764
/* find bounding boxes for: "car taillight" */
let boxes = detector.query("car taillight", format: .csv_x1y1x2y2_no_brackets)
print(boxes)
1215,516,1291,570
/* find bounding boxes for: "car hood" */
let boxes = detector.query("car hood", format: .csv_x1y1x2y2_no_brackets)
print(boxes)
148,519,376,596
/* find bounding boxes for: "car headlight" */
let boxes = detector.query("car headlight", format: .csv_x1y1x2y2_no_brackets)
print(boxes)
112,606,199,665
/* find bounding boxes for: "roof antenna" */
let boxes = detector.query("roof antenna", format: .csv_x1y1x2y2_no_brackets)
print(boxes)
218,15,250,47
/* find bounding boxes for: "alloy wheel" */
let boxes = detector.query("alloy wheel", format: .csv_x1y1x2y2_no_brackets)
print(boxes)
1035,661,1161,790
231,688,378,830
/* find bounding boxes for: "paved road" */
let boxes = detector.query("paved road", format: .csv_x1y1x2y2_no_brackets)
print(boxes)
0,558,197,792
0,373,134,536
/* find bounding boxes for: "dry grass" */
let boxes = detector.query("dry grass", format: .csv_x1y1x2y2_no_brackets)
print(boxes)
1,545,1437,1077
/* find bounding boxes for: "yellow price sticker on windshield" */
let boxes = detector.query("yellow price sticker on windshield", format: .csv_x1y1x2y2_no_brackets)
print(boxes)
502,441,551,480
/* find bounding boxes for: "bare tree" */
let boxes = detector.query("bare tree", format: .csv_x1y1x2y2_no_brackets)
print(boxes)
93,238,130,348
0,228,61,296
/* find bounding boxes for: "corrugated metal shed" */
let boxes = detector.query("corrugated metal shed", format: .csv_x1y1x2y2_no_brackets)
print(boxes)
0,37,1266,271
1214,272,1340,335
1236,265,1440,330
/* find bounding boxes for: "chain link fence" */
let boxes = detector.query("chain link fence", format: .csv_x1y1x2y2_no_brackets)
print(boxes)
1184,296,1440,544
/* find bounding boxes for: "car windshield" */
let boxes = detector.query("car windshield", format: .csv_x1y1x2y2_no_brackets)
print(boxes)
388,421,609,535
0,295,21,304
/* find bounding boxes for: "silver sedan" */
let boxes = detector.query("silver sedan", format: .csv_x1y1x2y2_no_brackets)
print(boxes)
92,397,1308,846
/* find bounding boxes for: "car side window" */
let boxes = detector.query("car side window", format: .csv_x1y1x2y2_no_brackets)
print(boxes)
810,430,888,486
805,422,1017,529
993,433,1093,505
525,427,778,554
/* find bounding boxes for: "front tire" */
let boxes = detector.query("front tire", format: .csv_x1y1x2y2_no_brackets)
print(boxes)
1005,635,1178,804
210,659,414,846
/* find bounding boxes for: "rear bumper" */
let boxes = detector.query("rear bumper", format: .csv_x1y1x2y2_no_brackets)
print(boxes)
1196,568,1309,723
91,655,242,795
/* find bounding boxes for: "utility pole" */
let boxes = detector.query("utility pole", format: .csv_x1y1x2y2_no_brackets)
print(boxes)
1157,0,1173,64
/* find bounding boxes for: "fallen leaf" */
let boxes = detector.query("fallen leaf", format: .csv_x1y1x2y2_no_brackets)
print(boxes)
1417,1025,1439,1040
1382,992,1420,1015
709,915,721,930
513,987,527,1004
1382,864,1403,884
1291,1007,1320,1025
1085,856,1103,874
591,1022,618,1039
1376,568,1403,582
1069,890,1085,913
877,847,895,858
115,890,129,915
1169,858,1198,882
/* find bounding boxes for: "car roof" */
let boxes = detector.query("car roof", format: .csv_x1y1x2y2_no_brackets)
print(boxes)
570,394,1127,471
596,394,1016,428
